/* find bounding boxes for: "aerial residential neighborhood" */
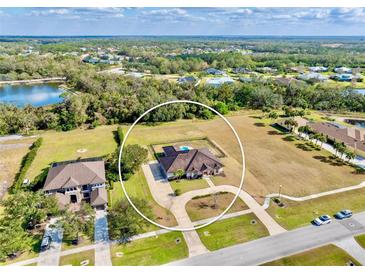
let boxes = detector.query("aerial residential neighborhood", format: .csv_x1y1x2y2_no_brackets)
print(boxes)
2,6,365,271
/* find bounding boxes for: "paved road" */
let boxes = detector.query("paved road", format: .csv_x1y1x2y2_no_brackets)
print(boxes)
170,212,365,266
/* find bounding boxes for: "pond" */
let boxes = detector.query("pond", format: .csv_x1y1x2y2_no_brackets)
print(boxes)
0,84,65,107
345,118,365,128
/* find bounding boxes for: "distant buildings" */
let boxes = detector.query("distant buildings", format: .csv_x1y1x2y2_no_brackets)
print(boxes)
309,66,328,72
205,68,226,75
331,73,362,82
177,76,197,85
334,67,352,74
298,73,328,82
206,76,234,87
232,67,252,74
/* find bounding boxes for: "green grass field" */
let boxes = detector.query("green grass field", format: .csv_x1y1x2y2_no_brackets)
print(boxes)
110,231,188,265
27,125,119,180
196,213,269,251
109,168,177,228
170,178,209,194
61,235,92,251
263,244,361,266
355,234,365,249
267,187,365,230
59,249,95,266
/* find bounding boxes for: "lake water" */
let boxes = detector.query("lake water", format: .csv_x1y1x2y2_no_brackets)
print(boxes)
0,84,65,107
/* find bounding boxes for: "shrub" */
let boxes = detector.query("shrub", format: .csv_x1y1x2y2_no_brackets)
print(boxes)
12,137,43,192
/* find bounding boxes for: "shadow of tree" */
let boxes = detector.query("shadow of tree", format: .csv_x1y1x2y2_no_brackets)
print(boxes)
282,135,297,142
254,122,265,127
267,130,284,136
296,143,313,151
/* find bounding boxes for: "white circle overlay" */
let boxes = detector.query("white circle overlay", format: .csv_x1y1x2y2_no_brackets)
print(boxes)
118,100,245,232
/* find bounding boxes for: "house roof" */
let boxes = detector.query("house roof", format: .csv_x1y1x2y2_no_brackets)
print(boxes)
43,160,106,191
159,146,223,174
90,187,108,206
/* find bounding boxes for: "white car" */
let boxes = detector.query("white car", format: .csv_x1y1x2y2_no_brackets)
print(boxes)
313,215,332,226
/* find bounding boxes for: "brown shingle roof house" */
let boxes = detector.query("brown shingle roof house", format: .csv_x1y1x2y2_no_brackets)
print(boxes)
43,158,107,210
158,146,223,180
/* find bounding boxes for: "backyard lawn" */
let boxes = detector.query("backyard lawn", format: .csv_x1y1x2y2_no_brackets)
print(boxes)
26,125,119,180
170,178,209,195
267,187,365,230
110,231,188,266
186,192,248,222
59,249,95,266
109,168,177,228
263,244,361,266
355,234,365,249
196,213,269,251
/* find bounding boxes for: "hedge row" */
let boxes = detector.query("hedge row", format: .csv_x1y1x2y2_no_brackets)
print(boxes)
12,137,43,192
116,126,124,146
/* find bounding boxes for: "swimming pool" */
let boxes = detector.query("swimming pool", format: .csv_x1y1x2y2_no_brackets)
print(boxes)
179,146,191,151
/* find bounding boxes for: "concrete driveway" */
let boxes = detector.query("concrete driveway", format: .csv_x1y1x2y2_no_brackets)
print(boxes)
94,209,112,266
37,218,63,266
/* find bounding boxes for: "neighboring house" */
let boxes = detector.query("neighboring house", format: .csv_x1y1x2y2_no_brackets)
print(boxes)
206,76,234,87
43,158,107,210
334,67,352,74
297,72,328,82
309,122,365,153
309,66,328,72
275,77,303,87
205,68,225,75
177,76,197,84
331,73,362,82
158,146,223,180
256,67,278,74
232,67,252,74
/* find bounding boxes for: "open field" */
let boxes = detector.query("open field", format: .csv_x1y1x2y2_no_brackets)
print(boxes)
267,187,365,230
26,125,119,180
196,213,269,251
59,249,95,266
355,234,365,249
186,192,248,221
110,231,188,266
109,168,177,229
27,110,365,205
170,178,209,195
263,244,361,266
0,138,35,196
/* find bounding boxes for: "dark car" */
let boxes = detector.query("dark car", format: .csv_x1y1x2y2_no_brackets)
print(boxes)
40,236,52,251
335,209,353,220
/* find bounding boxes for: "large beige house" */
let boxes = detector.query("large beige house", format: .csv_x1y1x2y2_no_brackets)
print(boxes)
43,158,108,210
158,146,223,180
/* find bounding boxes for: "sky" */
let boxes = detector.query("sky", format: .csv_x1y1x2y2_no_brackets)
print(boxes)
1,7,365,36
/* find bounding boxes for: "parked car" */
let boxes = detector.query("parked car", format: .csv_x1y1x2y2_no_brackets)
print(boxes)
40,236,52,251
335,209,353,220
313,215,332,226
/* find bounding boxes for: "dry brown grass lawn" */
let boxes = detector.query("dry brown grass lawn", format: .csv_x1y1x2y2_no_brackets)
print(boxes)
27,110,365,206
0,138,35,196
186,192,248,221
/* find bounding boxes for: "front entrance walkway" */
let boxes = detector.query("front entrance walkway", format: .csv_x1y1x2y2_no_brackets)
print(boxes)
142,162,209,257
94,209,112,266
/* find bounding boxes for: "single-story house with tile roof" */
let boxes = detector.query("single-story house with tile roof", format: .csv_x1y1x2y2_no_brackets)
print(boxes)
43,158,107,210
158,146,223,180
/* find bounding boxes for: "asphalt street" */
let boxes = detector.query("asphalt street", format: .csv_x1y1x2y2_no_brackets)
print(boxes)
170,212,365,266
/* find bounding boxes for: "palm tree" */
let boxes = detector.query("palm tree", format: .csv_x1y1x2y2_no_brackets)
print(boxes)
317,134,327,149
284,118,298,133
345,150,356,163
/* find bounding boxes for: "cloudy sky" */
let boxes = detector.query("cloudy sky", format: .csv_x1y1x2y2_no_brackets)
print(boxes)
1,7,365,36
